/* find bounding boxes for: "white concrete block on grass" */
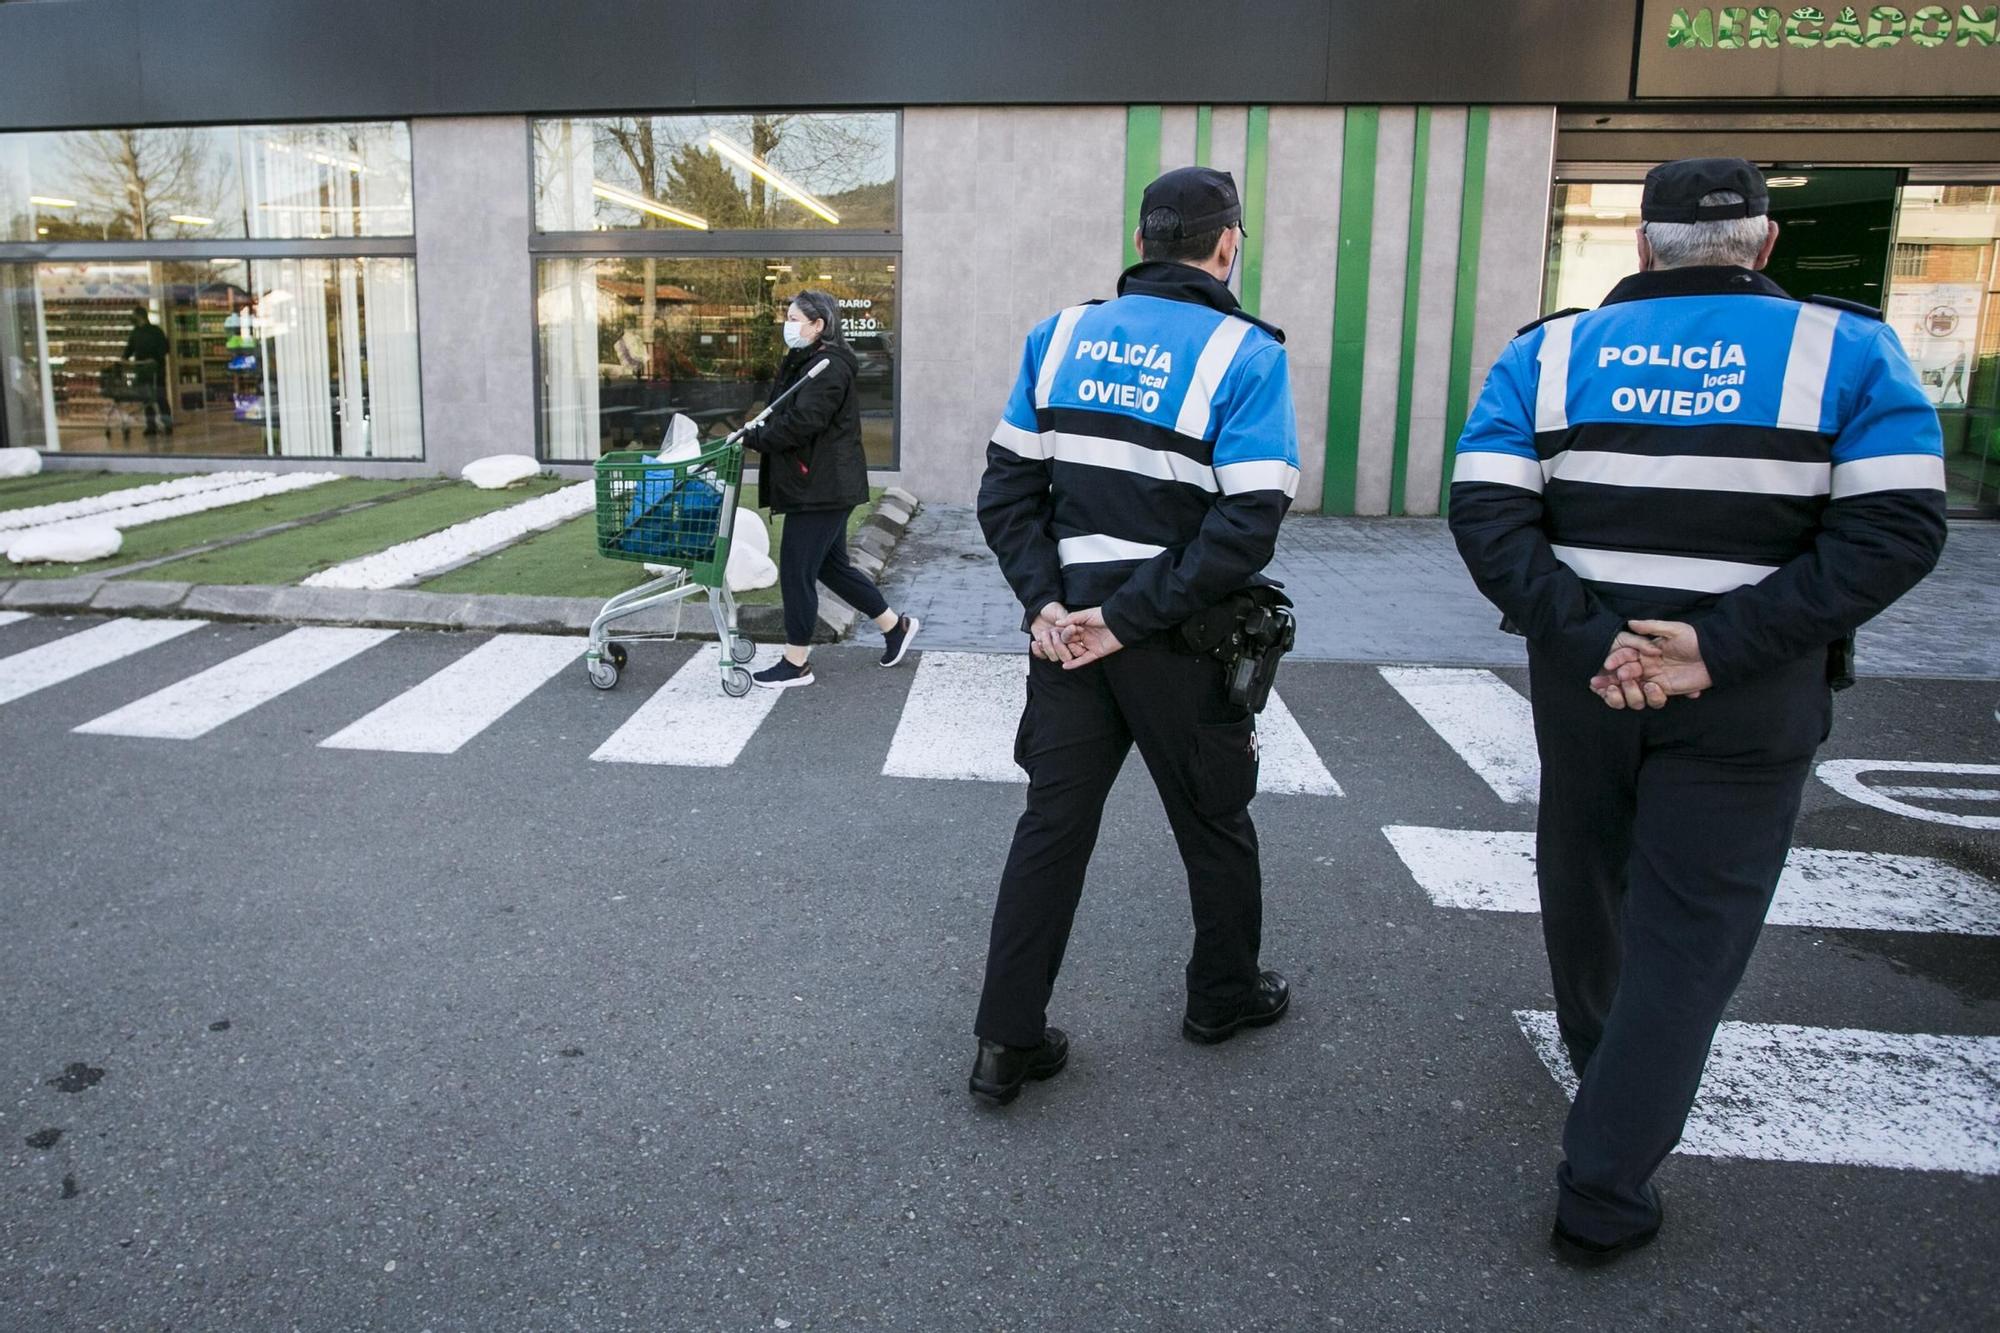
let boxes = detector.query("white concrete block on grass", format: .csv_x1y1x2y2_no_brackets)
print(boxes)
321,633,582,754
75,626,395,739
591,644,785,767
461,455,544,490
7,522,121,565
1516,1010,2000,1174
0,447,41,478
0,618,206,706
1385,825,2000,935
1377,666,1539,803
303,482,593,590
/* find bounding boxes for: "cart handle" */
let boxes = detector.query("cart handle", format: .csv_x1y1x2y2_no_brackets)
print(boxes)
721,358,830,447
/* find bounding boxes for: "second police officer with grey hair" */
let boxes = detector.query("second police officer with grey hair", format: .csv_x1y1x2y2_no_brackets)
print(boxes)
1448,158,1947,1264
967,167,1303,1105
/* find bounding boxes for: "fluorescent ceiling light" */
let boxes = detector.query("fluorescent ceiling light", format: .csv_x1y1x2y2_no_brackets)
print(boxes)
29,195,77,208
1767,176,1810,188
168,214,215,227
707,135,841,225
591,181,708,230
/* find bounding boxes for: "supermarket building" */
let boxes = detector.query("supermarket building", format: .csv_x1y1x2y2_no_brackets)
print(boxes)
1,0,1996,517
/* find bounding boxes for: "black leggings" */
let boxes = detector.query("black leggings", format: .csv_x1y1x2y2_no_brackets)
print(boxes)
778,507,889,646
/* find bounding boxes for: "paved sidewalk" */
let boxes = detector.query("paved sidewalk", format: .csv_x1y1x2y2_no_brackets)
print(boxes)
880,504,2000,679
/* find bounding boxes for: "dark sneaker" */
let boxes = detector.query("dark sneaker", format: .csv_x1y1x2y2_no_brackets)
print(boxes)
751,659,814,690
967,1027,1069,1105
880,614,920,667
1182,969,1291,1044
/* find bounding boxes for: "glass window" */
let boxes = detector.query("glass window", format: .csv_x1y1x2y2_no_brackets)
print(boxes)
0,122,413,242
1888,185,2000,513
537,256,896,465
1543,182,1644,313
0,255,421,458
533,114,897,234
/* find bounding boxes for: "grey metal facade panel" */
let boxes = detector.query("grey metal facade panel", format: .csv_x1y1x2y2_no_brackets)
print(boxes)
0,0,1641,131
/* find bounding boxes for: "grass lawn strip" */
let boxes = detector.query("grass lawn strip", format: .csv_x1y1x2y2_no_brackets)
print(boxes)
0,472,180,514
304,481,594,589
141,478,572,587
420,486,880,605
0,472,264,535
9,479,419,581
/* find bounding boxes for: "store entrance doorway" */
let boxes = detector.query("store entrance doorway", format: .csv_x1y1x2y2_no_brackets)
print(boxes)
1759,168,1901,312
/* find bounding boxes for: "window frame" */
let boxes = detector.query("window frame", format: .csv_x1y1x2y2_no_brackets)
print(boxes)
525,111,904,469
0,120,422,461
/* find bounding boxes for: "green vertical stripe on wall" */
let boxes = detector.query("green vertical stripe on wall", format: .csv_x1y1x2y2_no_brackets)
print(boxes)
1195,105,1213,165
1322,106,1378,516
1239,106,1270,317
1438,106,1490,515
1388,107,1431,516
1123,106,1163,269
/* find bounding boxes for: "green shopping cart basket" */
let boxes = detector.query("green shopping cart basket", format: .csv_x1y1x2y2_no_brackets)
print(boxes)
584,439,757,696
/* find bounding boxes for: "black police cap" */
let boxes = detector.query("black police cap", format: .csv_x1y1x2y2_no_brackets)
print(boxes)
1139,166,1246,240
1641,157,1770,223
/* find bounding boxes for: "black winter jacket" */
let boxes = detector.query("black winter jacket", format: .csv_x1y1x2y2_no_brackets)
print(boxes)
747,341,870,514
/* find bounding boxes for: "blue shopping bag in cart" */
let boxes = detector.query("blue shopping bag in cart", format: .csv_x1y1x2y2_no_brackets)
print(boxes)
618,462,722,562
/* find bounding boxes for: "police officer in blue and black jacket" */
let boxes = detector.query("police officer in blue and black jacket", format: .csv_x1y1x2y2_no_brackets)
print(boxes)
967,166,1302,1105
1449,158,1947,1264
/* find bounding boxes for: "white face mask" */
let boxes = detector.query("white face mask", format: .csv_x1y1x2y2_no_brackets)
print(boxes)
782,319,815,350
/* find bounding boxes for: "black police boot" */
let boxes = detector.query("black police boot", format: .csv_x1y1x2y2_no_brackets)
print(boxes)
1550,1186,1665,1269
1182,969,1290,1044
967,1027,1068,1105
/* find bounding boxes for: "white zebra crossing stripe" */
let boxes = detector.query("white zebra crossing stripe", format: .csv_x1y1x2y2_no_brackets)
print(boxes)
881,650,1338,795
0,617,206,706
1377,666,1539,803
320,633,582,754
591,644,784,767
1256,691,1342,796
883,651,1027,782
74,626,395,739
1515,1010,2000,1174
0,611,31,628
1385,825,2000,936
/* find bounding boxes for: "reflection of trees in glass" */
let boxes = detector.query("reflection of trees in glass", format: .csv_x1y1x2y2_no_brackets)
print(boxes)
592,114,894,231
51,129,221,240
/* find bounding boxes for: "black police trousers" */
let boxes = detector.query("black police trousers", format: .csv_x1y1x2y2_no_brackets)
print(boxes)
1529,644,1831,1245
973,645,1263,1049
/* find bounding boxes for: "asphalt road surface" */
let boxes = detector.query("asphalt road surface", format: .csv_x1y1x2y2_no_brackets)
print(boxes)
2,615,1995,1332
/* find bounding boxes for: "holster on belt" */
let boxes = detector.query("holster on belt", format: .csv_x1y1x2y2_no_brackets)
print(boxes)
1175,586,1297,713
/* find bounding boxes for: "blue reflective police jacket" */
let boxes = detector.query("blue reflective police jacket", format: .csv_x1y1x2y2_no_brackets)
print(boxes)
978,261,1301,645
1448,264,1947,686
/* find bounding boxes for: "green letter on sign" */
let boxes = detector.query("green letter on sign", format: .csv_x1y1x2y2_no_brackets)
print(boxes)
1866,5,1908,44
1957,5,1999,44
1788,6,1828,44
1668,8,1717,44
1824,4,1867,41
1751,5,1787,43
1911,3,1953,42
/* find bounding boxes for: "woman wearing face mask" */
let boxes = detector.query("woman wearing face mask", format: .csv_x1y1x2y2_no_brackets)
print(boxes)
740,289,918,689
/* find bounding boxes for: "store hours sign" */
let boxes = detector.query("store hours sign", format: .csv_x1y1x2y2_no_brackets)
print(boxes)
1638,2,2000,96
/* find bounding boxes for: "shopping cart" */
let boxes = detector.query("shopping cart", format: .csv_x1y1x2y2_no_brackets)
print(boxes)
587,436,754,694
98,361,151,437
583,359,830,696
